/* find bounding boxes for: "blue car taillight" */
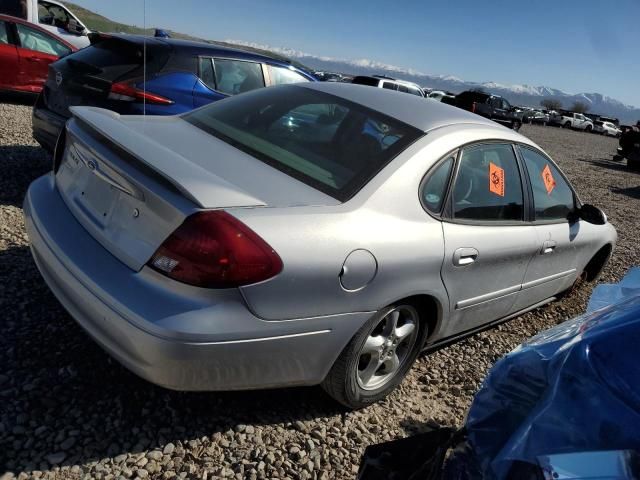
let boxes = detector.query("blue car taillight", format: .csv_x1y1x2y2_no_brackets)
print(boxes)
108,81,174,105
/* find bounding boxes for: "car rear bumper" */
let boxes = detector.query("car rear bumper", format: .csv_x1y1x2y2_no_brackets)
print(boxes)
24,174,370,391
32,95,67,152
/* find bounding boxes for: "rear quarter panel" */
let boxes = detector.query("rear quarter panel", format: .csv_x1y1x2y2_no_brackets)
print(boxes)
233,125,525,341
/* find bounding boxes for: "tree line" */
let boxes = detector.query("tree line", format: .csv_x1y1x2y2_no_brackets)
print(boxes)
540,98,590,114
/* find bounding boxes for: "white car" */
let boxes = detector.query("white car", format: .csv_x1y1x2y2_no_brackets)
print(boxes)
595,121,621,137
352,75,425,97
427,90,447,101
0,0,90,49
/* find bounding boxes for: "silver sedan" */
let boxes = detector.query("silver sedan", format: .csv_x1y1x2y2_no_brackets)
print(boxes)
24,82,616,408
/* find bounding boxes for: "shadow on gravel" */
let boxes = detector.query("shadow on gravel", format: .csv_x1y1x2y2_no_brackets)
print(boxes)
0,244,342,474
0,146,51,208
611,185,640,200
580,158,634,174
0,91,38,107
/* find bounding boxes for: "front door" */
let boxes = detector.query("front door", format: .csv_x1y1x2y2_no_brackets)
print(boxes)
439,143,538,337
15,23,70,92
512,146,585,311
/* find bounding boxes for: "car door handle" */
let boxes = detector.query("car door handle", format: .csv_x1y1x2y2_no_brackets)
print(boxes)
541,240,557,254
453,247,478,266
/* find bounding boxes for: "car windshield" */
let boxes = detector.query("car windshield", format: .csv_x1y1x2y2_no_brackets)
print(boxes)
183,86,423,200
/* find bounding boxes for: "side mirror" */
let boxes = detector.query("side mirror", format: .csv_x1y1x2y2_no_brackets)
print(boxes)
576,204,607,225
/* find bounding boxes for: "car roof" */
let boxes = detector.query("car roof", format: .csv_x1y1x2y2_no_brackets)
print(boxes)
300,82,500,132
96,34,305,70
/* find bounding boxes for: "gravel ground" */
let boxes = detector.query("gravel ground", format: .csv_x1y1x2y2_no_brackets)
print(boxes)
1,99,639,480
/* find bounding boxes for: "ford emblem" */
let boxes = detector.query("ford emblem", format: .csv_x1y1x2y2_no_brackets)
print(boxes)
55,71,63,86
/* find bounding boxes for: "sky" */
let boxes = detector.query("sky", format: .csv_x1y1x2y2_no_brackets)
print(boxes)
71,0,640,107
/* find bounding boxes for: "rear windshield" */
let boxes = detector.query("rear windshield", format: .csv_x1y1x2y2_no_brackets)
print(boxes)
184,86,423,201
456,91,489,106
63,38,170,81
352,76,380,87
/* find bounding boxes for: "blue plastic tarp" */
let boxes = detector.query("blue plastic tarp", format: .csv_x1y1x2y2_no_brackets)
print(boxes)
462,267,640,479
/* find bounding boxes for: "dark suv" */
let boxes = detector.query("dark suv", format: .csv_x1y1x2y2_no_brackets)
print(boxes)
32,34,316,151
452,91,524,130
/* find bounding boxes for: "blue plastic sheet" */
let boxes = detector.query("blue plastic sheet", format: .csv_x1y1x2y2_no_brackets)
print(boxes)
461,267,640,479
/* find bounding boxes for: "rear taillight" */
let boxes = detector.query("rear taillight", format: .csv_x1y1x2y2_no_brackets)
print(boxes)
148,211,283,288
108,81,174,105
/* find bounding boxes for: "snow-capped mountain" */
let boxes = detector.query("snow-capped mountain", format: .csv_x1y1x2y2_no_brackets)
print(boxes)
228,40,640,124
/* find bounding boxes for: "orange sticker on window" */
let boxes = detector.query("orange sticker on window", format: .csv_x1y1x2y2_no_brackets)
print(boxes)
542,164,556,194
489,162,505,197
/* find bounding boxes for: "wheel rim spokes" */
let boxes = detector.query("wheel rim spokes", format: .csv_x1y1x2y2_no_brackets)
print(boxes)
356,307,419,390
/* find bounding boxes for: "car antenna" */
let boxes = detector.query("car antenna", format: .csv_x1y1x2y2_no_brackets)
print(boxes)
143,0,146,121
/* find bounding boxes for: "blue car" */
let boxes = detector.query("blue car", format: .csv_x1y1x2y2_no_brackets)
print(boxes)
32,33,317,151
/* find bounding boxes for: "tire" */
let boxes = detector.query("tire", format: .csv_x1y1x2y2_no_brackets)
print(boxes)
321,303,427,409
512,120,522,131
585,126,593,133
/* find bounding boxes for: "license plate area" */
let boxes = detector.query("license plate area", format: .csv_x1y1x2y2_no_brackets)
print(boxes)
73,164,120,228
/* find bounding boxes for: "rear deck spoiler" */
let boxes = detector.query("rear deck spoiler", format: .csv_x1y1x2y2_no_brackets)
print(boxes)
67,107,266,209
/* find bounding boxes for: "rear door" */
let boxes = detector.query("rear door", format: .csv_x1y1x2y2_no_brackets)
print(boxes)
0,19,18,90
14,22,70,92
439,143,538,337
490,97,508,124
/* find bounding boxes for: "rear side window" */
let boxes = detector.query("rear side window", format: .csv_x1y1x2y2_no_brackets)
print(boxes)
16,23,70,56
382,82,397,91
266,65,310,85
184,86,423,201
520,147,575,221
198,57,215,90
213,59,264,95
352,76,380,87
452,144,524,221
421,155,455,213
0,21,8,44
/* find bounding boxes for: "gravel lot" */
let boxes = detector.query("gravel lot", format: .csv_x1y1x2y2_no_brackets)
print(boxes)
1,98,638,480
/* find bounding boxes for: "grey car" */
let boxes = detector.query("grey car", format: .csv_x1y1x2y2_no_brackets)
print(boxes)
24,83,616,408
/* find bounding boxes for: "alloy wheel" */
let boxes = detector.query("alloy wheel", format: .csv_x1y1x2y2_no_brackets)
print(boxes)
356,306,419,390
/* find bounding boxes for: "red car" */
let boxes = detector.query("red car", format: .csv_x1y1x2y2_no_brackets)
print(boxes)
0,14,76,94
